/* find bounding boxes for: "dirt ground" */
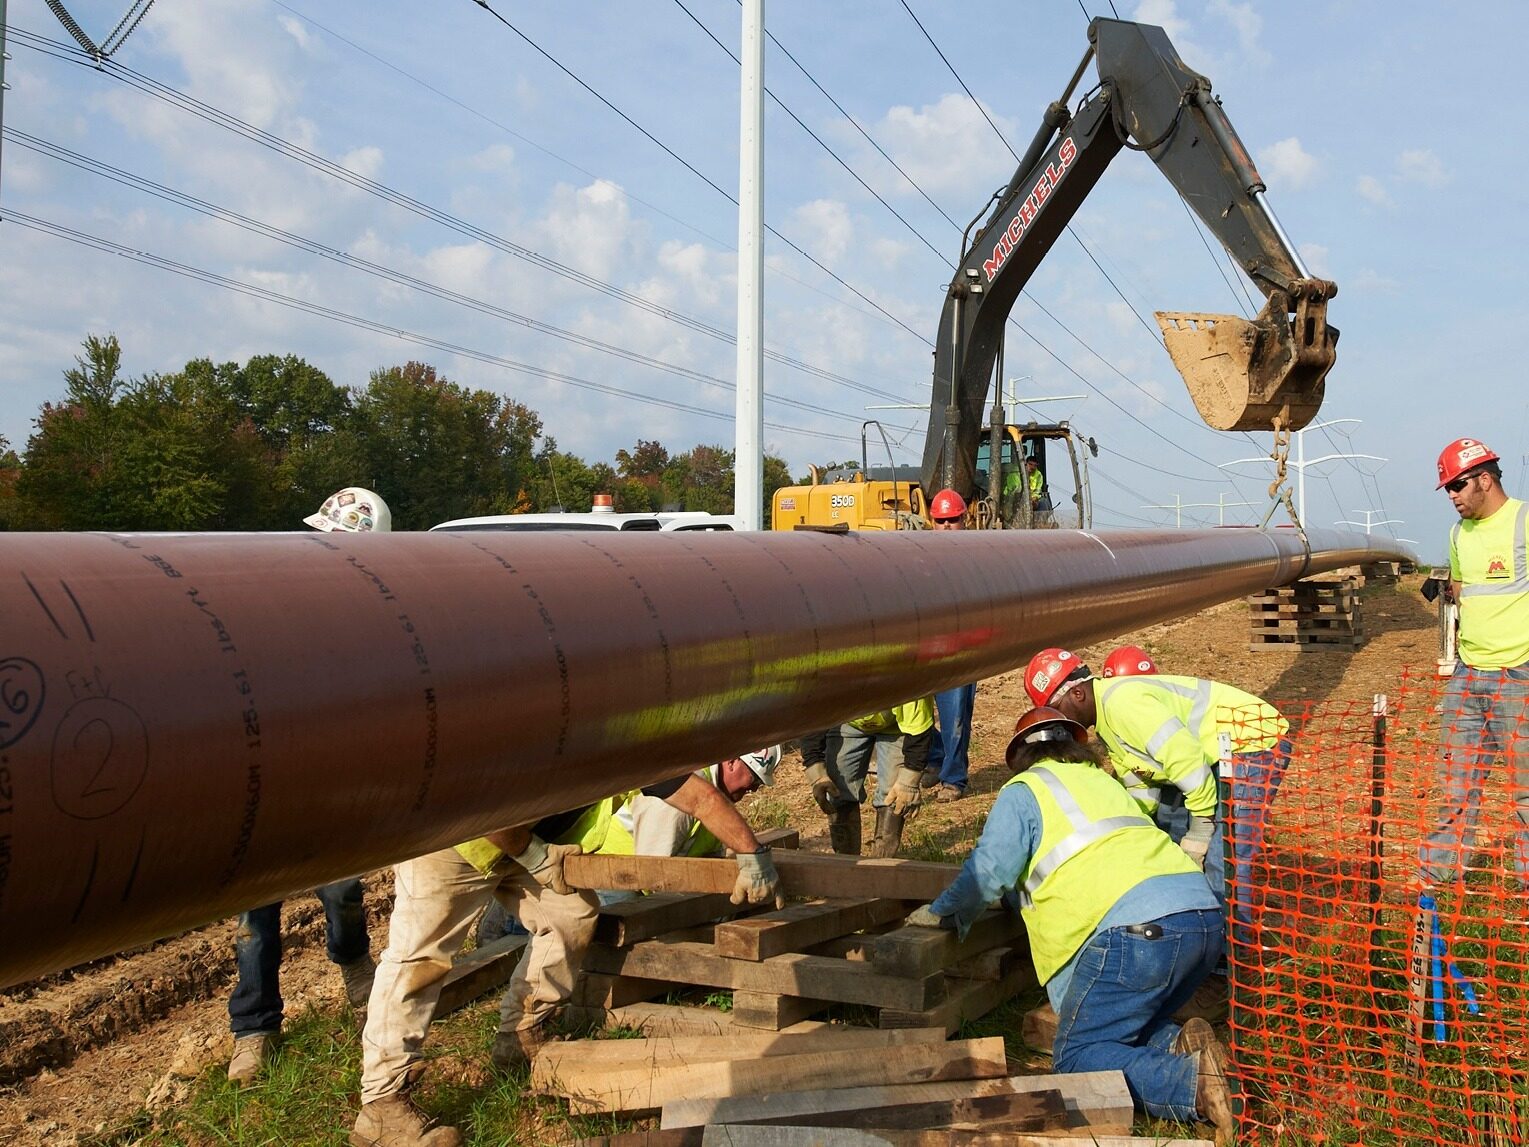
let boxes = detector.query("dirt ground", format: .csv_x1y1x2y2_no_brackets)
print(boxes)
0,572,1437,1144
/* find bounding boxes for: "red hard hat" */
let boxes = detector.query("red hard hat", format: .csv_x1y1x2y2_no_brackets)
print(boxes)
930,488,967,521
1101,645,1158,679
1437,438,1500,489
1005,705,1089,768
1024,648,1090,708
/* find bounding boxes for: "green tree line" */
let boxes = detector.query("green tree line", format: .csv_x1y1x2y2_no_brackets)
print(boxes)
0,335,795,531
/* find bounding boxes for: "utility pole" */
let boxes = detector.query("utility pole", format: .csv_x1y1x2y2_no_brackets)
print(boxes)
732,0,764,530
1221,417,1383,524
1142,494,1187,528
1184,492,1255,526
1334,510,1401,536
1,0,10,200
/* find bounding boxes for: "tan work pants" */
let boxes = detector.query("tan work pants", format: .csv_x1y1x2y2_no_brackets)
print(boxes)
358,845,598,1104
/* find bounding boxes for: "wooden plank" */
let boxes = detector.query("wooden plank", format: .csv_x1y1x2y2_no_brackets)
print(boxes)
584,939,946,1011
878,965,1036,1037
865,911,1026,978
572,971,668,1010
660,1071,1134,1133
755,826,801,850
567,852,960,903
605,1001,825,1039
431,934,527,1019
947,945,1024,983
557,1035,1008,1115
732,990,831,1030
714,898,910,961
534,1028,948,1091
738,1087,1067,1131
1021,1003,1058,1052
596,893,747,947
694,1132,1211,1147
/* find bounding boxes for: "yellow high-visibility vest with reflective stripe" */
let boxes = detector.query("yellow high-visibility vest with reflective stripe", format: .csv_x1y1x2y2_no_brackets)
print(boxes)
1094,675,1286,819
1452,497,1529,669
455,796,623,874
849,696,935,736
1003,762,1199,984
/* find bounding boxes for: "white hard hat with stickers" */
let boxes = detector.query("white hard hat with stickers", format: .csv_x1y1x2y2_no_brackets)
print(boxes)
303,487,393,533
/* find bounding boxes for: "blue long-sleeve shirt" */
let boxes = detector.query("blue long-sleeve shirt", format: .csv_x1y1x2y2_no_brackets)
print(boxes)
930,780,1220,1008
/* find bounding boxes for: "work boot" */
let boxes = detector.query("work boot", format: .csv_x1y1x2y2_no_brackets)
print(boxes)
1172,1016,1216,1055
869,807,905,859
1194,1036,1237,1147
1173,974,1230,1025
919,767,941,789
349,1094,462,1147
490,1024,560,1072
934,783,965,803
340,954,377,1013
828,803,861,855
227,1031,277,1088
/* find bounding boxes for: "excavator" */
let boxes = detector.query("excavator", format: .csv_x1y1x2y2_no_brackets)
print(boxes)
772,16,1337,532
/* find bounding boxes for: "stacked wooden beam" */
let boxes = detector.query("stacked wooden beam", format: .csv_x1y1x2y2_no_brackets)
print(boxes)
564,852,1035,1034
1247,575,1364,651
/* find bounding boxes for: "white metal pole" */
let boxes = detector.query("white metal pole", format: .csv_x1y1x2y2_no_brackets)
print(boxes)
733,0,765,530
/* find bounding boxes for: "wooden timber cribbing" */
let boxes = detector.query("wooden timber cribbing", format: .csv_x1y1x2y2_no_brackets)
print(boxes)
569,854,1033,1034
1247,574,1365,651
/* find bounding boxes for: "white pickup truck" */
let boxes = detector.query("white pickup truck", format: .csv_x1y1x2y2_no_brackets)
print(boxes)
430,510,742,533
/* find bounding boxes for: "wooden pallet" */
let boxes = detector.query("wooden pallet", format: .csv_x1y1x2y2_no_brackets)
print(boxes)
570,856,1034,1035
1248,574,1365,650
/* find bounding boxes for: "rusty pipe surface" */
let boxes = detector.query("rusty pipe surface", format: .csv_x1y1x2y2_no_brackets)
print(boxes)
0,526,1409,986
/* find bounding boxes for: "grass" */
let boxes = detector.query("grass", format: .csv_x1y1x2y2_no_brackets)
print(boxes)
739,791,792,831
86,1003,647,1147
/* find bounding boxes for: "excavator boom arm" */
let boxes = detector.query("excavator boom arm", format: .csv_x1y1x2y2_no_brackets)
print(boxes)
922,18,1337,499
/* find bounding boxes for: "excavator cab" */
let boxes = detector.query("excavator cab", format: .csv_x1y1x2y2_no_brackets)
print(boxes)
973,423,1095,530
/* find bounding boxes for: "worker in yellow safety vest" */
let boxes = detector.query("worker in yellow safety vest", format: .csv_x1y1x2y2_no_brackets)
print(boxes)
905,707,1234,1145
1025,648,1290,928
805,697,935,858
602,746,781,861
350,771,783,1147
1421,437,1529,885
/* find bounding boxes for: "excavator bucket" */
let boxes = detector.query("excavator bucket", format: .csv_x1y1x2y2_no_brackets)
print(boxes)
1155,282,1338,432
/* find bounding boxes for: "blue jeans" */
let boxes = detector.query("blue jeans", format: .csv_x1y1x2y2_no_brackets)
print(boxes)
825,723,903,808
1053,909,1224,1121
1420,664,1529,885
229,878,369,1036
928,683,976,790
1207,739,1292,927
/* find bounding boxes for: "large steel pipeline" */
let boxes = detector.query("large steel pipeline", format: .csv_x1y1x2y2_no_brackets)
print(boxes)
0,526,1410,986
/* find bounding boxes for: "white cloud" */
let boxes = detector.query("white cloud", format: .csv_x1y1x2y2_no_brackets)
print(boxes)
1298,242,1331,278
1257,137,1318,190
1397,148,1449,187
1208,0,1271,67
471,144,518,173
1355,175,1393,208
787,200,854,265
868,93,1015,200
277,15,313,52
340,146,385,181
1350,268,1402,293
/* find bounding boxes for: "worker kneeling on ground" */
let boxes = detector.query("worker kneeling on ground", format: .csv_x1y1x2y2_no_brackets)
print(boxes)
1028,648,1290,929
804,697,934,857
349,772,784,1147
905,707,1235,1145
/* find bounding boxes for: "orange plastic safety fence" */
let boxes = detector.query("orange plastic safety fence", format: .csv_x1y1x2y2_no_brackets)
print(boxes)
1223,667,1529,1145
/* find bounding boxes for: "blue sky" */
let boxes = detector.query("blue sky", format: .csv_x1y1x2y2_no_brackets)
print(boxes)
2,0,1525,552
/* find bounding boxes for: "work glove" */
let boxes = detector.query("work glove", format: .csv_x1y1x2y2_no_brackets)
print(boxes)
732,848,786,909
904,904,947,929
512,836,582,896
803,761,838,816
1180,815,1214,871
885,766,923,819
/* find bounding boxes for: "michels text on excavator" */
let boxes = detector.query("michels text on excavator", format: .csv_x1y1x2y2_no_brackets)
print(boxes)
774,17,1337,533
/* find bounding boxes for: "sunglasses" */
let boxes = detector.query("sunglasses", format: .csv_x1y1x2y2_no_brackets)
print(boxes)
1444,473,1479,494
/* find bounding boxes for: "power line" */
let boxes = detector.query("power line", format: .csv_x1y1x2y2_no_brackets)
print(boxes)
466,0,929,343
4,128,921,431
7,26,919,408
3,209,868,445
